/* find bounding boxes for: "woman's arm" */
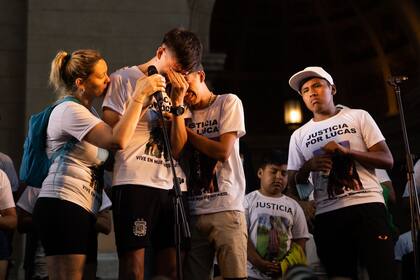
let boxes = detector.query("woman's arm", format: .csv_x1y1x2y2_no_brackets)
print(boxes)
86,74,166,150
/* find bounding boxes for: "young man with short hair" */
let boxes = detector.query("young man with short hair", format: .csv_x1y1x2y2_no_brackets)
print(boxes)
102,28,202,279
176,65,248,279
287,66,396,279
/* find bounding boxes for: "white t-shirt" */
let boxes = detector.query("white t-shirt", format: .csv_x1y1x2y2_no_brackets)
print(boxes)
403,159,420,197
375,169,391,183
184,94,246,215
18,186,112,214
288,106,385,215
102,66,187,191
39,101,108,214
0,169,15,210
244,190,309,279
394,231,413,261
17,186,40,214
0,152,19,192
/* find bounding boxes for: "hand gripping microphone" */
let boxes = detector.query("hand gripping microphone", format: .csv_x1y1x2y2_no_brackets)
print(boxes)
147,65,163,102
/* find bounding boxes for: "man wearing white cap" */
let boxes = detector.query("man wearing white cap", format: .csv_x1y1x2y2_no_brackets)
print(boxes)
286,66,396,279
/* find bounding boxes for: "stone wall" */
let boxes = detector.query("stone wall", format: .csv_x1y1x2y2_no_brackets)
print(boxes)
1,0,217,167
0,0,27,166
26,0,191,115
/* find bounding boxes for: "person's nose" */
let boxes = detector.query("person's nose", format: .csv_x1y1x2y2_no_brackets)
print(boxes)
308,87,317,97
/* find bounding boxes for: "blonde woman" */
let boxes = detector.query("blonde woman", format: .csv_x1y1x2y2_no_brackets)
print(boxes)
32,49,165,280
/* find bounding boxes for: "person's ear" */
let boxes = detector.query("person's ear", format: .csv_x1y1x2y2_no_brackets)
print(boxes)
156,46,164,60
331,84,337,95
257,168,263,179
198,70,206,83
75,78,84,91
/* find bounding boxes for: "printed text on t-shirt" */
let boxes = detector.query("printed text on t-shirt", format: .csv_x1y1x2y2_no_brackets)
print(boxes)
305,123,356,148
188,119,219,135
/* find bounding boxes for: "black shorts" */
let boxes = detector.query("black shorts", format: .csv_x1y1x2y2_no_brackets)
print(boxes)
0,230,13,260
33,197,97,257
314,202,396,279
112,185,190,254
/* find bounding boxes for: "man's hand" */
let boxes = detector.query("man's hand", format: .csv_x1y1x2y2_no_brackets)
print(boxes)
323,141,350,155
306,155,333,174
166,68,189,106
254,258,281,275
133,74,166,105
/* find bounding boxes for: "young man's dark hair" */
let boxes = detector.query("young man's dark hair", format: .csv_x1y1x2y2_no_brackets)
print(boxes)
162,28,202,73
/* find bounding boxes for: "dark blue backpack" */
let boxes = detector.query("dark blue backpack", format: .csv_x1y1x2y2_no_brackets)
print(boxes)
19,96,80,188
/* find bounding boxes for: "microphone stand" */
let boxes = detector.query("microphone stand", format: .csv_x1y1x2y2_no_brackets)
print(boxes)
388,78,420,280
155,96,190,280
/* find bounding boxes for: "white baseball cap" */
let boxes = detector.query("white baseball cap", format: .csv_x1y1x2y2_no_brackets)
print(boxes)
289,66,334,93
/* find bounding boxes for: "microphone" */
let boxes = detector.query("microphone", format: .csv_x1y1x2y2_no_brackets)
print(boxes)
387,75,408,84
147,65,163,103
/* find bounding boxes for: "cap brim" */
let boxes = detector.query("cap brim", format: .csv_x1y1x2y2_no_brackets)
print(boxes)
289,70,324,93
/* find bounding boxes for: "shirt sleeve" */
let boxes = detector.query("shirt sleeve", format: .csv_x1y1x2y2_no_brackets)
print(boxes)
287,130,306,171
219,94,246,138
359,110,385,149
60,102,102,141
0,153,19,192
16,186,40,214
0,170,15,210
102,73,129,116
375,169,390,183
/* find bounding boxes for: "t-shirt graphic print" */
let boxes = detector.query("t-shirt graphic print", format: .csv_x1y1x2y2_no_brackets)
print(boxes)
313,140,363,198
256,214,290,262
182,139,220,196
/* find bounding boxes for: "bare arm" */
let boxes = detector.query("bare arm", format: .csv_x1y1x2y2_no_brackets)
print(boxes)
167,69,188,159
95,209,111,235
186,129,237,162
0,207,17,231
102,108,122,128
85,75,166,150
286,170,301,199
